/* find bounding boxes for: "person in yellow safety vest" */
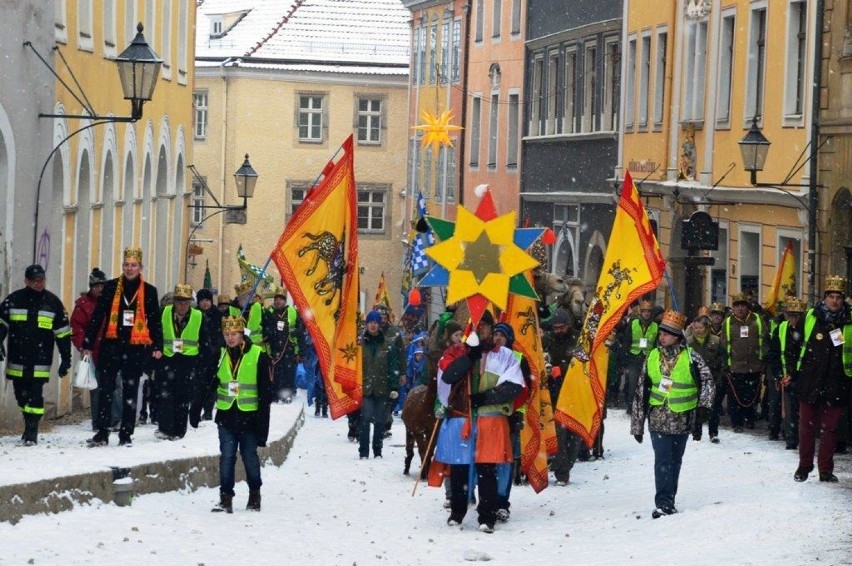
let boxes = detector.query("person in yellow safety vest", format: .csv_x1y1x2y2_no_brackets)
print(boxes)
791,276,852,483
619,300,659,413
630,310,715,519
229,280,264,343
723,292,768,433
0,264,72,446
262,286,304,403
766,298,807,449
156,284,211,441
211,315,272,514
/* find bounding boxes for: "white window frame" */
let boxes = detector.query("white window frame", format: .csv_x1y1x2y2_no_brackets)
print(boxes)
682,19,708,123
744,3,768,125
441,21,450,84
429,17,438,84
511,0,522,35
777,227,804,297
451,19,462,83
357,185,388,234
210,15,223,38
738,224,762,295
191,177,206,226
103,0,117,55
145,0,156,53
652,28,667,129
546,50,559,135
161,0,172,81
707,222,730,305
638,31,651,129
507,92,520,169
177,0,188,84
492,0,502,40
298,94,326,143
55,0,68,43
625,35,637,130
125,0,138,46
602,37,620,132
356,96,384,145
78,0,94,52
288,182,310,218
563,46,577,134
530,54,544,136
488,93,499,168
475,0,484,43
470,96,482,167
581,41,597,133
783,0,808,124
194,91,208,140
716,10,736,127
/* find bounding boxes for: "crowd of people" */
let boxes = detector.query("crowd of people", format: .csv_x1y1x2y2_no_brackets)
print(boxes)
0,249,849,524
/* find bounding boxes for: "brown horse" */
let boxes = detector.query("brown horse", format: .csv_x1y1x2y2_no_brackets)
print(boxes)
401,383,437,478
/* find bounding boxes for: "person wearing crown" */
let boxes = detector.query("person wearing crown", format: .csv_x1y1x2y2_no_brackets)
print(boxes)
230,280,264,343
262,285,304,404
792,276,851,483
84,247,162,447
619,300,659,414
211,315,272,513
631,309,715,519
156,284,211,441
766,297,807,449
723,292,768,433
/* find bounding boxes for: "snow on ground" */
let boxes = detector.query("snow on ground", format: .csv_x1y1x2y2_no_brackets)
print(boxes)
1,393,851,565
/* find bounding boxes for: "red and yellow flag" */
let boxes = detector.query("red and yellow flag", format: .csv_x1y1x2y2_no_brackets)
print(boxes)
373,271,394,322
505,272,556,493
555,171,665,447
271,135,361,419
763,241,796,315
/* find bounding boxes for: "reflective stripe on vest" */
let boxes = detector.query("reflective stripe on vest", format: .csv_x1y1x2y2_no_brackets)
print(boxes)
630,320,658,355
725,314,764,366
646,348,698,412
798,309,852,376
216,345,261,411
6,363,51,379
779,321,789,376
162,306,203,357
8,308,27,322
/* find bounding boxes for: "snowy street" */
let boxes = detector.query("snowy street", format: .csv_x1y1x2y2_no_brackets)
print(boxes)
1,396,850,565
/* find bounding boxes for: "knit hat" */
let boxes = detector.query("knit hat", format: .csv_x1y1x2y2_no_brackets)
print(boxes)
89,268,107,286
493,322,515,348
550,309,570,326
196,289,214,303
365,310,382,324
445,320,463,338
478,310,495,328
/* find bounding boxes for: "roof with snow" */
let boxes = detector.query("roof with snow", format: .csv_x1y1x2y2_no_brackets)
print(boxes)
195,0,412,68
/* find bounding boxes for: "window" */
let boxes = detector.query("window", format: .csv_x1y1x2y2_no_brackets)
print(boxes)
210,16,223,38
488,94,499,168
191,177,206,225
710,225,728,304
441,21,450,83
444,145,456,201
683,20,707,122
603,38,620,131
625,36,636,129
146,0,156,52
581,43,597,132
358,187,386,233
492,0,502,39
78,0,93,50
357,97,383,145
424,147,433,199
178,0,188,83
194,92,208,140
546,51,559,135
429,19,438,84
745,5,767,122
530,54,543,135
470,97,482,166
161,0,172,79
475,0,484,42
451,20,461,83
739,226,762,296
784,0,808,119
716,12,735,124
125,0,138,46
507,93,519,168
563,47,577,134
418,26,427,85
56,0,68,42
511,0,522,35
289,183,309,217
103,0,116,51
653,29,667,128
298,95,324,142
412,28,421,84
638,33,651,128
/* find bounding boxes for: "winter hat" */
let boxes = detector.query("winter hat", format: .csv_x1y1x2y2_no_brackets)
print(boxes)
445,320,463,338
365,310,382,324
89,268,107,286
478,310,495,328
550,309,570,326
196,288,214,303
493,322,515,348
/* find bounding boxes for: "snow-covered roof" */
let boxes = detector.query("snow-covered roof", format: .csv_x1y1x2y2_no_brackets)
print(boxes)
196,0,411,66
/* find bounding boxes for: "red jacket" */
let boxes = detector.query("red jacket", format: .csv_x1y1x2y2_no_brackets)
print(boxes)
71,292,102,362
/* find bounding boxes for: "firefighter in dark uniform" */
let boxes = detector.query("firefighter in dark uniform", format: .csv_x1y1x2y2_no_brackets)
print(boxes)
0,264,72,446
156,284,210,440
262,285,303,403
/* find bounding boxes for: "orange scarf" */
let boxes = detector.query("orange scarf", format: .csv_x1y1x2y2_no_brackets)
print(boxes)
105,275,152,345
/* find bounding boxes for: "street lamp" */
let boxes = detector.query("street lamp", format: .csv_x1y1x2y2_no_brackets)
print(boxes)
737,117,772,187
184,155,260,281
26,23,163,262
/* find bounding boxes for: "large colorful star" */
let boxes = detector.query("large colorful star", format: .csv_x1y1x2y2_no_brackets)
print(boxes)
418,189,545,324
411,110,463,156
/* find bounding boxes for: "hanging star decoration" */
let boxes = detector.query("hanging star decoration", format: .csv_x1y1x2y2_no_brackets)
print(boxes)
411,109,463,155
417,187,545,325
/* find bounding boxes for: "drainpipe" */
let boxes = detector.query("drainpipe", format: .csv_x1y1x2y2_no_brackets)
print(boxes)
807,0,824,303
667,0,685,181
217,57,235,293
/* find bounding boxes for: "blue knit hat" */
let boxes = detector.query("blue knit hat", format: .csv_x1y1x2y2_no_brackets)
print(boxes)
493,322,515,348
365,310,382,324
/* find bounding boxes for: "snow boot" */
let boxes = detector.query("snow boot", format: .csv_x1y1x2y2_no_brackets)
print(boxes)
246,489,261,511
18,414,40,446
212,492,233,513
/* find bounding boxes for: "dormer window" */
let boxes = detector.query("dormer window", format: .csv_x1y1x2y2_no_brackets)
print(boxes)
210,15,224,38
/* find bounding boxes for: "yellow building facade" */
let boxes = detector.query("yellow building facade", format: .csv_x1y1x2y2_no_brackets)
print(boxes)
620,0,819,311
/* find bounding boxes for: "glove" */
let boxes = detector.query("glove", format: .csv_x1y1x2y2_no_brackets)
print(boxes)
58,359,71,378
389,390,399,400
633,434,643,444
434,404,447,419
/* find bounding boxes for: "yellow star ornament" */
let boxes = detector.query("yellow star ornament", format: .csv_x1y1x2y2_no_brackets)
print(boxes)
425,205,539,311
411,110,463,156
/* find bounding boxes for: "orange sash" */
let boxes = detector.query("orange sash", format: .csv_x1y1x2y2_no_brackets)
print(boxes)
105,276,152,345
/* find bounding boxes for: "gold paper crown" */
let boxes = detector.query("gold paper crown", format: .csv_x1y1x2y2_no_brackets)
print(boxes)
659,309,687,336
221,316,246,333
639,300,653,311
217,294,232,305
273,285,287,297
824,275,848,295
784,297,808,313
696,306,710,317
173,284,193,300
234,280,253,295
710,302,725,313
123,247,143,262
730,292,749,305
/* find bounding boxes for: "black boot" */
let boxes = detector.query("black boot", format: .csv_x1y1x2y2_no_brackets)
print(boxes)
247,488,261,511
18,414,39,446
212,492,233,513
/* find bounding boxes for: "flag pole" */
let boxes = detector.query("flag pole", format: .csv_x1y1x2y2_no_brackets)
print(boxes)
663,269,680,313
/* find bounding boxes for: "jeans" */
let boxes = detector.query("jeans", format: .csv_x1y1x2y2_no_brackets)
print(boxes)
650,431,689,511
218,424,262,496
359,395,387,457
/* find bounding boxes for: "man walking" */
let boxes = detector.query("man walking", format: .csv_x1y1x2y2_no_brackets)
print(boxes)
262,286,303,403
724,292,767,432
359,309,401,459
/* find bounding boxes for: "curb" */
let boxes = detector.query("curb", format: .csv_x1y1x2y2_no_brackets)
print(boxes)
0,407,305,524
